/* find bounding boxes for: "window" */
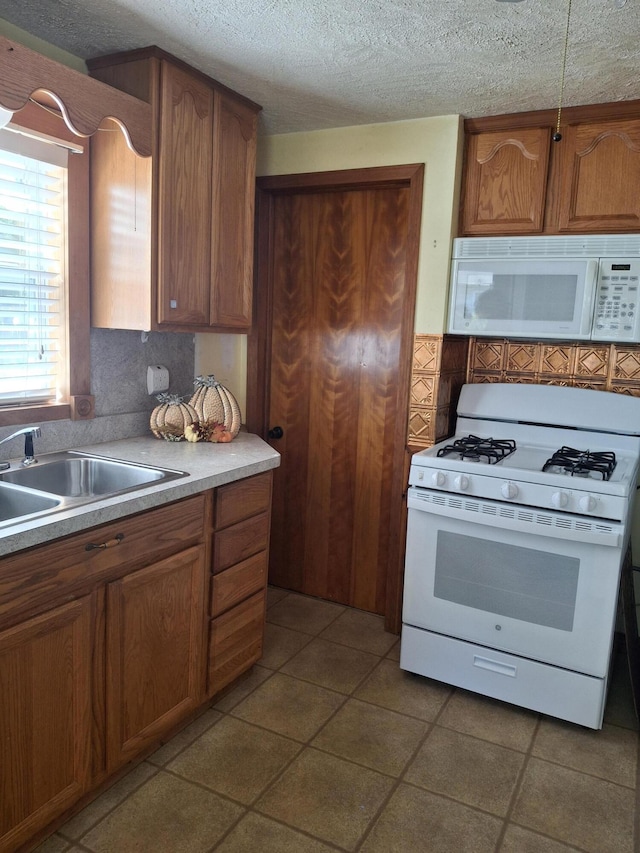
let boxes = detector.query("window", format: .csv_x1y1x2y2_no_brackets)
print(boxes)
0,102,92,426
0,129,69,406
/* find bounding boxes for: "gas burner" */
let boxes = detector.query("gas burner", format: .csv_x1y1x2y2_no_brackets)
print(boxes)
437,435,517,465
542,447,617,481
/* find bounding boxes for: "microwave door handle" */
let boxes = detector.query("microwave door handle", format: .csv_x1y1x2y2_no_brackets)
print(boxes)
584,259,600,336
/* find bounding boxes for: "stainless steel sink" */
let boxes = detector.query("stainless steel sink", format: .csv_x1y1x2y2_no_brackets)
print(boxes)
0,451,189,528
0,481,62,525
1,452,184,497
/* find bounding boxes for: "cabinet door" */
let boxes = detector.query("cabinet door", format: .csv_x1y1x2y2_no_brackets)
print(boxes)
0,597,92,853
556,118,640,233
106,545,206,771
210,91,258,328
157,61,214,326
461,127,552,235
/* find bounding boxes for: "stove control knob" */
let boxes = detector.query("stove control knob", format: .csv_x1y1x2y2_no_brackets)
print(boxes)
432,471,447,487
578,494,598,513
501,481,519,500
551,491,569,509
454,475,470,491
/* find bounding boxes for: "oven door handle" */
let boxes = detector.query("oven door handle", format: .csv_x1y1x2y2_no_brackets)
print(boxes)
473,655,517,678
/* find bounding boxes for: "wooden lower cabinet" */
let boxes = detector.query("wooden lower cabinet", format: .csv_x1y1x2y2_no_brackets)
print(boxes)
0,596,93,853
208,590,266,693
105,545,207,771
207,472,272,697
0,477,272,851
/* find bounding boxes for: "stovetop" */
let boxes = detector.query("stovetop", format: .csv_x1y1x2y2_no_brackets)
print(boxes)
412,435,637,495
408,384,640,520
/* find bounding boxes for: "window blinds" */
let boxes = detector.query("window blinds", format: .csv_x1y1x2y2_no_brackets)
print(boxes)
0,129,68,406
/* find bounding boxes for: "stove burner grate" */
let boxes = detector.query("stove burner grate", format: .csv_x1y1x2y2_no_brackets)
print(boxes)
437,435,517,464
542,446,616,480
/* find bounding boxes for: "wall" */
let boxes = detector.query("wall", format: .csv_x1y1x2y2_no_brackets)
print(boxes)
0,329,195,454
258,116,463,332
0,19,86,71
196,115,464,404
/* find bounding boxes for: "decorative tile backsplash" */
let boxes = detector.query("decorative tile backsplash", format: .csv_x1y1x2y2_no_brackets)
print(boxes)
408,334,640,450
468,339,640,395
408,335,467,449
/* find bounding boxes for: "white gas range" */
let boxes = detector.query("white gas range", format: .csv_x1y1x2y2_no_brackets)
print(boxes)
400,382,640,729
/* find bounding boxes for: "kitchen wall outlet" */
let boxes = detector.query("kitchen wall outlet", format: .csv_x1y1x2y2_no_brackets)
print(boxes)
147,364,170,395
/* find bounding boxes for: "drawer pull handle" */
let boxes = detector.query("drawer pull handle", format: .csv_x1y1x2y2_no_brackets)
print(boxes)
473,655,517,678
85,533,125,551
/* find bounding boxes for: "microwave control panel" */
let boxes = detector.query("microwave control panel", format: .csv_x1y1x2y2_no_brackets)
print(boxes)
593,259,640,341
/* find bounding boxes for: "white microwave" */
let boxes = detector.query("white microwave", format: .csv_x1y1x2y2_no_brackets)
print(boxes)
447,235,640,341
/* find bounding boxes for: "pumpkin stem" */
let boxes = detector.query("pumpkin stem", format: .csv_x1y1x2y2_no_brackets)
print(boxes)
193,374,221,389
155,392,185,404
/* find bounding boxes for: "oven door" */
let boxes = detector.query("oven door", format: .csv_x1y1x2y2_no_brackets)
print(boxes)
402,488,625,678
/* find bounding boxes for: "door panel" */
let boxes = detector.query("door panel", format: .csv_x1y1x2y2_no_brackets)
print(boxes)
267,185,413,613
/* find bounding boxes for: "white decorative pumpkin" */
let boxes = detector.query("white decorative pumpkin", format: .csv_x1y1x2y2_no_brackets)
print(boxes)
149,393,198,440
189,375,242,438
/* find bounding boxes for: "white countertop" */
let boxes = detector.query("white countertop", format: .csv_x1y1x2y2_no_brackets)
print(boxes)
0,432,280,557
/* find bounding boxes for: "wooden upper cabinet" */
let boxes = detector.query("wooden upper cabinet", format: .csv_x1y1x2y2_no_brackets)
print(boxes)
88,47,261,333
157,62,214,325
461,126,552,234
210,92,258,327
460,101,640,236
555,117,640,233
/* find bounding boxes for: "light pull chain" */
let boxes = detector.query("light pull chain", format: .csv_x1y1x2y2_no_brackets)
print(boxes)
553,0,573,142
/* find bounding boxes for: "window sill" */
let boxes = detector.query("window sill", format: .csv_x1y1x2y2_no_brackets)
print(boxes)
0,396,94,428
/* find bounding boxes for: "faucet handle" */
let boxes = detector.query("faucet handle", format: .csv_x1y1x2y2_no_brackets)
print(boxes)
23,428,40,466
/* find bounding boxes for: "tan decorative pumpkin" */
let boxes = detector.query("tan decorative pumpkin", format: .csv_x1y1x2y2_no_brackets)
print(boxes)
150,393,198,440
189,375,242,438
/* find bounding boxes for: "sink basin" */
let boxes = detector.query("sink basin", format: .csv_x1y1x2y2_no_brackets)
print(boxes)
0,482,61,525
0,451,187,498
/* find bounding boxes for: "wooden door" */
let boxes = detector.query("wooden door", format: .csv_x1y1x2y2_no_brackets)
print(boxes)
250,166,423,622
0,597,93,853
105,546,206,771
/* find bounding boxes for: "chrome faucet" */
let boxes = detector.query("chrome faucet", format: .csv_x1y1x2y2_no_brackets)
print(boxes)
0,427,41,469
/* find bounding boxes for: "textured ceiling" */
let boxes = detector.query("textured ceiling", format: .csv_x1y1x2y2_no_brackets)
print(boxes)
0,0,638,134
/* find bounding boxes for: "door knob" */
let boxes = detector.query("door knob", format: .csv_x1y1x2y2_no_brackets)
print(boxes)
268,426,284,439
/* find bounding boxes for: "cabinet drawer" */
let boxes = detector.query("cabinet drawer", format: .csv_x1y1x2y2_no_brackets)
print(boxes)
214,472,272,529
212,511,269,574
210,551,267,617
0,493,207,627
208,590,265,694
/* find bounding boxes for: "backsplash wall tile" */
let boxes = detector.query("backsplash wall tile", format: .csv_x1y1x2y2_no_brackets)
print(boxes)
468,339,640,397
409,336,640,450
0,328,196,454
408,335,467,449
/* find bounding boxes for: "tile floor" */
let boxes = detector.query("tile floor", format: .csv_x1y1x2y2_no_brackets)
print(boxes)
36,587,640,853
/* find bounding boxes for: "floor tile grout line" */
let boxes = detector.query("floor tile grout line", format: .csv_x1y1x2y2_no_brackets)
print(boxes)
212,811,349,853
524,750,639,790
491,714,542,852
55,761,165,846
352,710,443,851
353,679,463,851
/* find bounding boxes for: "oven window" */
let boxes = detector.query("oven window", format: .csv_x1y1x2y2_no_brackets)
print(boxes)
434,531,579,631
